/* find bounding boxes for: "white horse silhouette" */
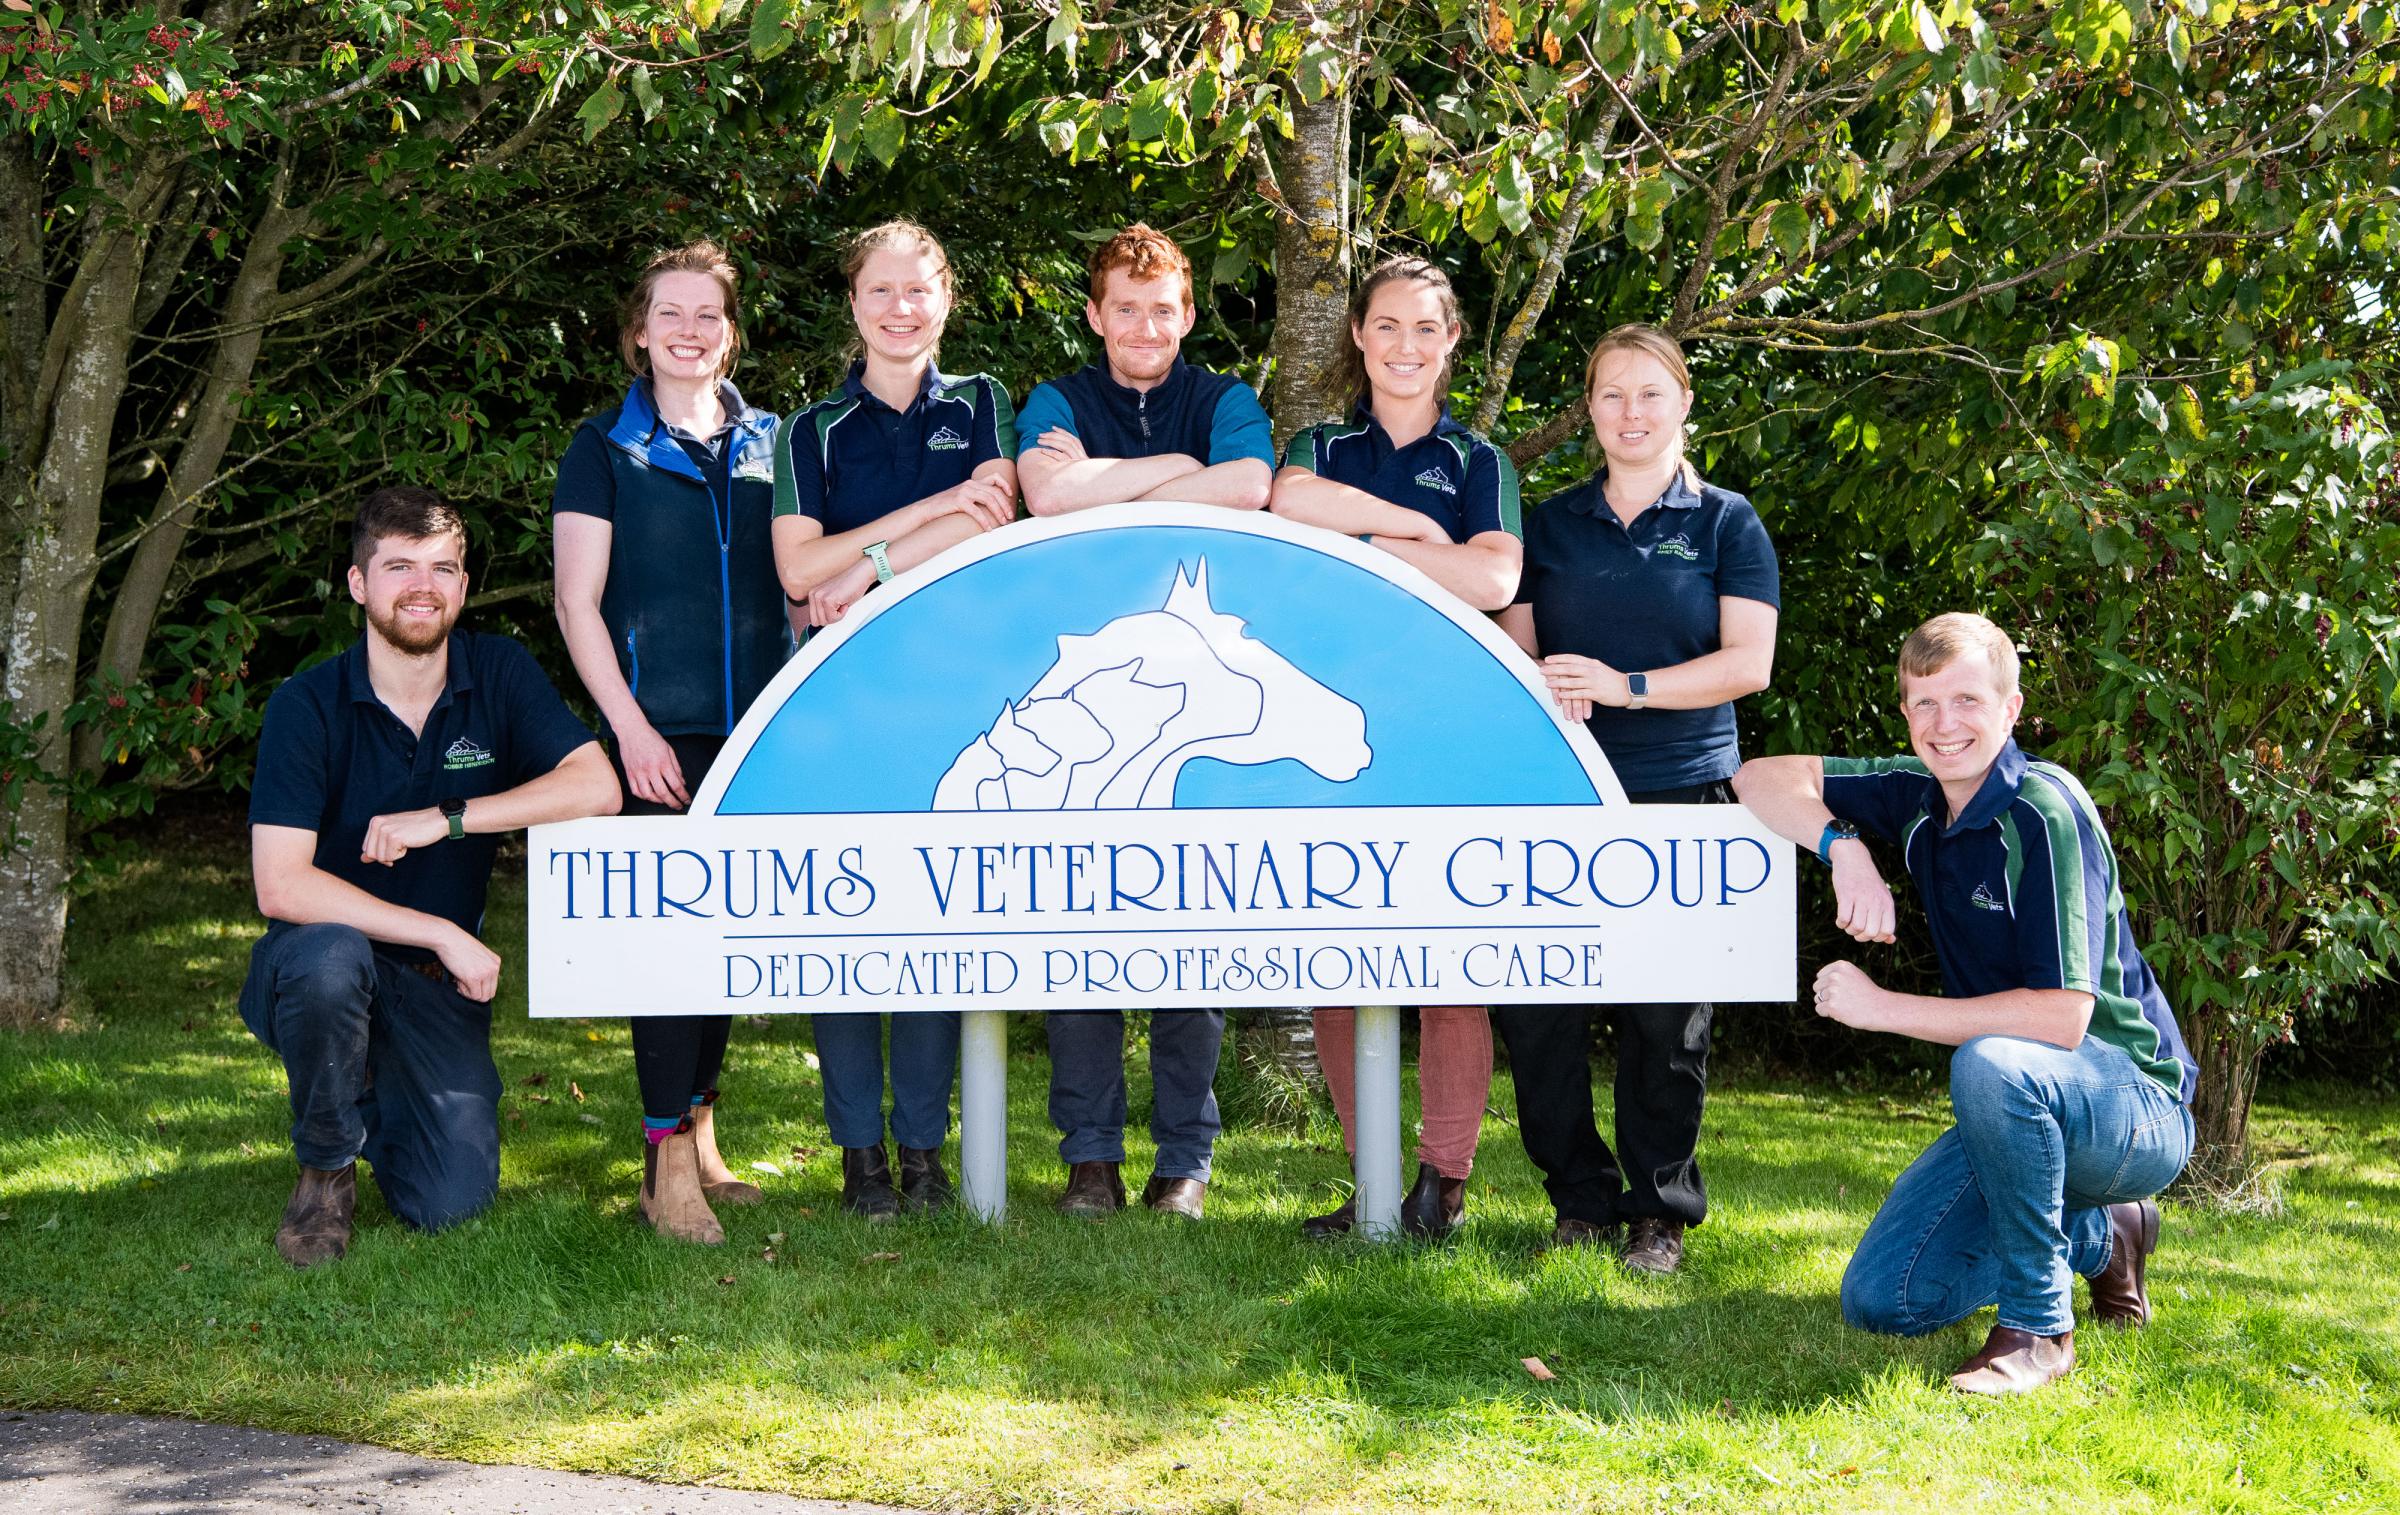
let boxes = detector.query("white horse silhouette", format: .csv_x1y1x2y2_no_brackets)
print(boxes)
932,561,1371,810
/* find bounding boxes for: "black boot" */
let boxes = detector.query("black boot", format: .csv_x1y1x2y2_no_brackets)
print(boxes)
841,1144,900,1222
1398,1163,1466,1239
898,1146,952,1213
1300,1195,1356,1240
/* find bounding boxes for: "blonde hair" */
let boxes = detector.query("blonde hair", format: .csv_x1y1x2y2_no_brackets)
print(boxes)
1583,322,1691,398
618,240,742,378
1898,612,2022,696
843,219,953,295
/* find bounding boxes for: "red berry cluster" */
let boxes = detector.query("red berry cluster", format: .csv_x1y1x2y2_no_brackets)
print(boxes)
147,23,189,53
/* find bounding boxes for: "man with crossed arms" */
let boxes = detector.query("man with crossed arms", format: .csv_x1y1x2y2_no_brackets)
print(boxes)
1734,611,2195,1394
1014,222,1275,1221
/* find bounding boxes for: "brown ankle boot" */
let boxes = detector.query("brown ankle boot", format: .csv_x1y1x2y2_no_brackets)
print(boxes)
639,1120,725,1245
2087,1199,2159,1327
1399,1163,1467,1239
274,1163,356,1268
1949,1325,2075,1395
689,1097,763,1206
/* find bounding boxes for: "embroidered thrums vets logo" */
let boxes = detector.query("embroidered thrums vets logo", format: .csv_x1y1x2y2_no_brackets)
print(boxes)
926,426,970,452
1412,467,1457,496
1655,533,1700,562
1969,882,2006,912
444,736,495,771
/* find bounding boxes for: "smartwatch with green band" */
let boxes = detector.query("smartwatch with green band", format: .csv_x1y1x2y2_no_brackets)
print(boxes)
863,540,894,584
440,795,467,842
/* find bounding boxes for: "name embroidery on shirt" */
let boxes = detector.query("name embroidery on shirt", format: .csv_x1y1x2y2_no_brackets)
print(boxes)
1412,467,1457,496
1968,882,2006,912
444,736,495,772
1655,532,1700,561
927,426,970,452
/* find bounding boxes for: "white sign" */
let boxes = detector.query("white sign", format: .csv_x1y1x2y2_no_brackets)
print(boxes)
528,507,1795,1014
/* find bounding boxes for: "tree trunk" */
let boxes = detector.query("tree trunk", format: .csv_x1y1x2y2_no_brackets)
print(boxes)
1264,63,1355,451
78,203,303,775
0,176,163,1027
2182,1004,2265,1190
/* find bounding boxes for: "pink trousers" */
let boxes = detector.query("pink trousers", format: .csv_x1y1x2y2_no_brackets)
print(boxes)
1314,1006,1494,1179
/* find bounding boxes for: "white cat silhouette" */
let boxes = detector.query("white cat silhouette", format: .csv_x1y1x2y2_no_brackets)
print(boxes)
932,561,1371,810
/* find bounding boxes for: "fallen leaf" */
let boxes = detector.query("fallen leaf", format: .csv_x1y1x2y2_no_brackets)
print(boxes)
520,1073,549,1087
246,1322,260,1333
760,1248,777,1263
717,1274,736,1285
796,1206,815,1217
569,1081,585,1104
766,1232,787,1245
802,1052,821,1070
239,1142,256,1158
1521,1356,1556,1381
39,1215,59,1231
586,1031,603,1042
863,1251,901,1263
525,1092,552,1105
578,1113,603,1126
750,1160,783,1177
176,1262,192,1274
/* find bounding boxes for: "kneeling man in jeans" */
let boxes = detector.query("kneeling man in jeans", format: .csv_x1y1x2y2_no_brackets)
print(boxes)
1733,612,2195,1394
242,486,619,1266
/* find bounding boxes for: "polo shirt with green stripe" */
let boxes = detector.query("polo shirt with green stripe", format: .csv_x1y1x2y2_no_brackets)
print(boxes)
1281,402,1521,546
1821,738,2196,1100
773,362,1016,534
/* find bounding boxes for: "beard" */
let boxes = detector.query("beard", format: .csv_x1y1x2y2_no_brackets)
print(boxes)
367,597,458,655
1108,343,1176,384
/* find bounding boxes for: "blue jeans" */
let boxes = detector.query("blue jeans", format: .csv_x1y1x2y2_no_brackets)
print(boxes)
237,923,502,1232
1046,1010,1224,1180
811,1012,960,1150
1843,1034,2194,1338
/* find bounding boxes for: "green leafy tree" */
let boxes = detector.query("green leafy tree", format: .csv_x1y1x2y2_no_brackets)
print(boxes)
1971,362,2400,1180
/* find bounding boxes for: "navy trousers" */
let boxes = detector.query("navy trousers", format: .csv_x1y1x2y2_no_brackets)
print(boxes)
1046,1010,1224,1180
238,922,501,1232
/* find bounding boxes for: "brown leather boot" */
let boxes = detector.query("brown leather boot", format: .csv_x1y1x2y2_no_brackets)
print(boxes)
841,1145,901,1221
274,1163,356,1269
1949,1325,2075,1395
2087,1199,2159,1327
1141,1174,1206,1219
1300,1195,1356,1240
690,1096,763,1206
898,1146,952,1213
639,1121,725,1245
1399,1163,1466,1239
1621,1217,1686,1274
1056,1160,1125,1217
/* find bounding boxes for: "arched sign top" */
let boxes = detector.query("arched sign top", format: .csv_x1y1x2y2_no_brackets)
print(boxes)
700,505,1629,817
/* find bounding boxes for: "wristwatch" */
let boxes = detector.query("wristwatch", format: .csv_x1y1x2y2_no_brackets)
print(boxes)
863,540,894,584
1626,671,1649,710
1817,818,1860,864
440,795,467,842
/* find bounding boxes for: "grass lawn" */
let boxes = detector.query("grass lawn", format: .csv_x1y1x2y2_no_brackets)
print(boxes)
3,826,2397,1514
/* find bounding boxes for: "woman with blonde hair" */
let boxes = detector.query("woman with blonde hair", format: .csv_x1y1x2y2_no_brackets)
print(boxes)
1494,323,1781,1272
772,220,1017,1218
1271,254,1522,1238
553,240,789,1244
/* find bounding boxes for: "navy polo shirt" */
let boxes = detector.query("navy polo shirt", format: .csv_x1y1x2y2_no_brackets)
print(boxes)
1821,739,2197,1102
772,363,1017,534
553,379,788,738
248,632,596,953
1282,403,1522,545
1515,466,1779,792
1015,357,1273,468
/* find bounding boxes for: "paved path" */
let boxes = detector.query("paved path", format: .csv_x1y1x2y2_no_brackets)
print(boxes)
0,1411,934,1514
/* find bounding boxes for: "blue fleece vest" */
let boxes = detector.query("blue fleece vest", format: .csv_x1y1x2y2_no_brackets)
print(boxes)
575,382,788,737
1035,358,1248,460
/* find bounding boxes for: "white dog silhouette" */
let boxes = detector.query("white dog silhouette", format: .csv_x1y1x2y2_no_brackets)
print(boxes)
932,561,1371,810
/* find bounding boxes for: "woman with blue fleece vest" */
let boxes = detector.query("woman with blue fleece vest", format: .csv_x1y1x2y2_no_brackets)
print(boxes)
551,240,790,1246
